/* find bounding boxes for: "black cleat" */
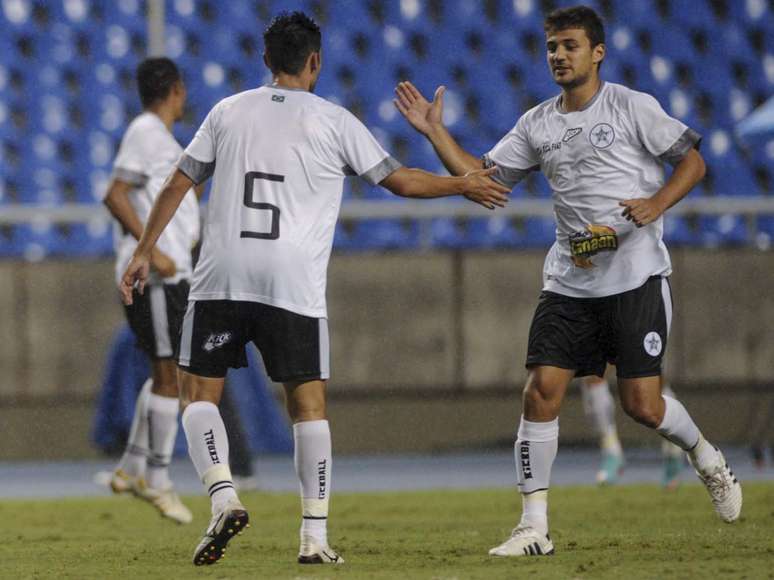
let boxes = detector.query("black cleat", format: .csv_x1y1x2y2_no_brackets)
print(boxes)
192,501,250,566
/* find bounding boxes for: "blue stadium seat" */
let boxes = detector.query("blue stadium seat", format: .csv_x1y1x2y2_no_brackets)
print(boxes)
699,215,749,246
2,0,769,255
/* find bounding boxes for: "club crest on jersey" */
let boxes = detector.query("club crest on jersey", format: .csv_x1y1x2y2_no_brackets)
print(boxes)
562,127,583,143
589,123,615,149
203,332,233,353
569,225,618,269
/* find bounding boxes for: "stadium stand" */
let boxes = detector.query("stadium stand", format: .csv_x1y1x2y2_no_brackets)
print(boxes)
0,0,772,257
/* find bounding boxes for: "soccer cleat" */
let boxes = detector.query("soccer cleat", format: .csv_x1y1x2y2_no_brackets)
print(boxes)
134,482,193,525
109,469,141,494
298,536,344,564
596,452,625,485
661,455,685,490
689,449,742,523
193,500,249,566
488,525,555,557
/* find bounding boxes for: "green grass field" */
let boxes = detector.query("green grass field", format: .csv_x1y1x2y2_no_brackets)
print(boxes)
2,483,773,579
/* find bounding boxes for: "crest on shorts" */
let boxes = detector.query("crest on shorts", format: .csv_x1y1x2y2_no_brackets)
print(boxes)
203,332,232,353
643,332,662,356
569,224,618,269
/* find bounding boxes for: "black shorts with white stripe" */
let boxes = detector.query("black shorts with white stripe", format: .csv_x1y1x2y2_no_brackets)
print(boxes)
177,300,330,383
526,276,672,379
123,280,190,360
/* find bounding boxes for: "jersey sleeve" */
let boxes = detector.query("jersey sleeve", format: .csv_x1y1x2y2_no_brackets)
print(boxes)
337,109,402,185
629,91,701,166
482,116,539,188
178,106,217,184
111,127,149,189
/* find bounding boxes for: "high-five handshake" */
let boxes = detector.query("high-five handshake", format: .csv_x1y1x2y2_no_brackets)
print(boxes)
392,80,510,211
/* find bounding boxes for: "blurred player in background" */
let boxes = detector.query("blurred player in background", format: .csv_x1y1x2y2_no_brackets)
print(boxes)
582,370,684,488
119,11,508,567
396,4,741,557
101,57,199,525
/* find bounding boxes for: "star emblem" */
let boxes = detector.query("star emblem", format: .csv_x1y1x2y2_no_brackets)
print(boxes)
589,123,615,149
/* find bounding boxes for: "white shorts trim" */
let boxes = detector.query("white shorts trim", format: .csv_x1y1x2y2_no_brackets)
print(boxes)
149,285,172,358
661,278,673,337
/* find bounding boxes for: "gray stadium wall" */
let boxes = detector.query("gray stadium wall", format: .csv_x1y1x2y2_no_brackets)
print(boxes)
0,249,772,459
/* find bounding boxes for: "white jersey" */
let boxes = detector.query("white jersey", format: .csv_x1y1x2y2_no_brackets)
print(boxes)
485,81,700,298
178,85,400,318
106,112,200,285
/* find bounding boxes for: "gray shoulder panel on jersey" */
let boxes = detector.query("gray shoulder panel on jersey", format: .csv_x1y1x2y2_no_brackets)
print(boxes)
177,153,216,185
659,128,702,167
360,156,403,185
112,167,148,187
481,154,536,188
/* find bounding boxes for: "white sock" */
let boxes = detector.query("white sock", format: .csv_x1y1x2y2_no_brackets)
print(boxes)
688,435,720,473
515,416,558,495
145,393,179,490
182,401,238,513
660,385,684,458
656,395,701,451
519,490,548,536
294,420,332,546
581,380,622,456
117,379,152,477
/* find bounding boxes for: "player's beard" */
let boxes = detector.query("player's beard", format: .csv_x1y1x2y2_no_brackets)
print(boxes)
555,68,592,90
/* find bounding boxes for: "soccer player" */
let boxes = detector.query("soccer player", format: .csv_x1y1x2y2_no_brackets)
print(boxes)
101,57,199,525
395,5,742,557
118,11,509,566
581,371,684,488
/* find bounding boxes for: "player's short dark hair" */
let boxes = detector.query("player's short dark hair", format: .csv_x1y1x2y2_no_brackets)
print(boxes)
544,5,605,48
136,57,181,108
263,11,321,75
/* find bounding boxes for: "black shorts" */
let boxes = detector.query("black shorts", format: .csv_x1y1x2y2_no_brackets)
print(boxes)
123,280,190,360
177,300,330,383
526,276,673,379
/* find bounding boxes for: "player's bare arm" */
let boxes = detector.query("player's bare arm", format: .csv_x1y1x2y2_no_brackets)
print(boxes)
380,166,510,210
103,179,177,277
194,182,206,199
394,81,484,176
620,148,706,227
120,168,194,304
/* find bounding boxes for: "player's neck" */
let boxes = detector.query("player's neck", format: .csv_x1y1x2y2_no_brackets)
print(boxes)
560,77,602,113
147,105,176,131
271,74,312,92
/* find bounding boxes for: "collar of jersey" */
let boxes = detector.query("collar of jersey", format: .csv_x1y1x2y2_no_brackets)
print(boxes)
265,83,309,93
555,80,606,115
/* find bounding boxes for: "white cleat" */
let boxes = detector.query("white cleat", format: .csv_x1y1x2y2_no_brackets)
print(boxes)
193,500,249,566
689,449,742,523
298,536,344,564
108,469,143,494
488,525,555,557
133,480,194,525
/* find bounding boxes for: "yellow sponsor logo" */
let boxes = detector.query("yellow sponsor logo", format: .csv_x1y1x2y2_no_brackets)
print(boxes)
570,225,618,269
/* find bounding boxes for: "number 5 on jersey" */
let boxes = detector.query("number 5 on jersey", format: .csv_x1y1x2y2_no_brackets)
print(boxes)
241,171,283,240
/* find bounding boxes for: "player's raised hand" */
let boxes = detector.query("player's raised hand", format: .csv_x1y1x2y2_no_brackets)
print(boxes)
462,167,511,210
619,197,666,227
394,81,445,136
119,253,151,305
151,249,177,278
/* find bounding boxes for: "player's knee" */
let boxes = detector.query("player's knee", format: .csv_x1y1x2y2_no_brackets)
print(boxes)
522,381,561,418
622,400,661,428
